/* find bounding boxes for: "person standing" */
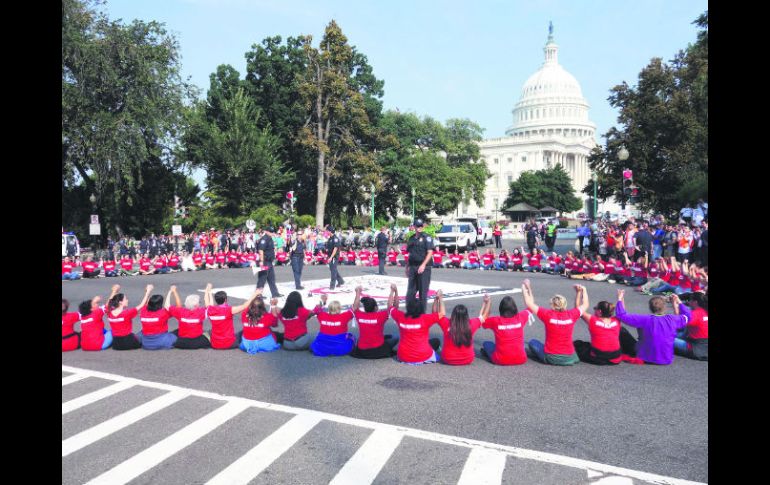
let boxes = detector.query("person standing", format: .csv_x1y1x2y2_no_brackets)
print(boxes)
526,224,538,253
406,219,434,312
545,219,557,252
326,226,345,290
493,224,503,249
289,233,306,290
375,226,390,275
256,227,282,297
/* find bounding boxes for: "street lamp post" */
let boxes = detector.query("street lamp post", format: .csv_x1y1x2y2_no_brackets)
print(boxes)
89,193,97,256
618,146,629,211
370,183,375,230
592,172,598,220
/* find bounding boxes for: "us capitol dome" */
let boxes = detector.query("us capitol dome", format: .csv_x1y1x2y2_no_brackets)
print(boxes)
460,23,608,220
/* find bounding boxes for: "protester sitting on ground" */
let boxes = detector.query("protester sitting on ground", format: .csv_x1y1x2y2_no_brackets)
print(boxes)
621,252,648,287
239,296,281,354
166,287,211,350
81,255,102,278
432,248,446,268
350,286,400,359
448,248,464,269
480,294,533,365
138,286,179,350
273,291,318,351
310,291,360,357
102,257,118,277
524,249,542,272
544,252,563,275
389,284,442,365
573,293,623,365
616,289,691,365
650,257,687,296
387,247,399,267
569,255,599,280
167,252,181,271
481,249,496,270
79,285,120,351
509,248,524,272
463,249,481,269
521,279,586,366
495,249,510,271
437,293,491,365
107,284,152,350
137,254,154,275
204,251,217,269
62,299,80,352
191,250,204,270
204,283,261,350
673,291,708,361
62,256,81,280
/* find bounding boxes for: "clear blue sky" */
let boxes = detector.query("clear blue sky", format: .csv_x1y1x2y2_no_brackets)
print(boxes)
102,0,707,184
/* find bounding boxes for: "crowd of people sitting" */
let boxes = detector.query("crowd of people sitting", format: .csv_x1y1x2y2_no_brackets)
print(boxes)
62,278,708,364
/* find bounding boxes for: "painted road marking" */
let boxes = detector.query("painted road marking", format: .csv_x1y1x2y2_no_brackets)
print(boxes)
62,374,89,386
457,447,508,485
83,400,250,485
62,390,190,457
328,428,405,485
62,365,706,485
62,380,135,415
205,413,322,485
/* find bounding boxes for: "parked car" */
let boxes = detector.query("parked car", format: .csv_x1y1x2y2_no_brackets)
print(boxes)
435,223,476,252
456,217,493,246
62,233,80,258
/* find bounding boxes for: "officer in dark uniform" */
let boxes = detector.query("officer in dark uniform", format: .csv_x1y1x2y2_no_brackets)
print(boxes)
326,226,345,289
375,226,390,275
257,227,282,297
406,219,434,312
289,234,306,289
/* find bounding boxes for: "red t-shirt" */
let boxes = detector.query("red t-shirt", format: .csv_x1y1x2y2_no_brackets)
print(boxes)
153,258,166,269
62,312,80,351
216,253,226,264
80,307,105,351
227,252,239,263
390,308,440,362
206,254,215,265
511,255,523,265
687,308,708,339
140,307,171,335
107,307,138,337
353,310,389,349
305,251,314,264
450,254,464,264
193,254,203,265
170,306,206,338
276,251,288,263
139,258,152,271
315,253,327,264
207,305,235,348
669,271,682,287
433,252,443,265
103,260,116,272
317,310,354,335
339,252,348,264
279,307,314,340
438,316,482,365
62,261,75,274
347,250,356,261
169,256,180,267
536,307,581,355
120,258,134,270
468,253,480,264
482,254,494,266
661,270,672,283
241,311,278,340
82,261,98,272
587,315,621,352
499,254,510,263
679,274,692,290
603,262,615,275
388,251,398,263
648,266,659,278
527,255,541,267
359,250,370,262
482,311,531,365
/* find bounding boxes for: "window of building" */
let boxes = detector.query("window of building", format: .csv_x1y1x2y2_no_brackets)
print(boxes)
506,173,513,184
507,157,512,163
522,156,527,162
494,158,499,164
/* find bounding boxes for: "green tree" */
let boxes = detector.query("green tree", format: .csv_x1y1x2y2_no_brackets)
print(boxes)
585,11,707,216
183,88,292,218
297,20,381,227
62,0,195,237
504,165,582,213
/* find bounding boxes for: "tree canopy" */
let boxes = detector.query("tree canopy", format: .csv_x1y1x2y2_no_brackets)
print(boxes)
585,11,707,216
503,165,582,213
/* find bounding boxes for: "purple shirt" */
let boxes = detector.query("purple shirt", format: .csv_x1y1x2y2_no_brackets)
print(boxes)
616,301,691,365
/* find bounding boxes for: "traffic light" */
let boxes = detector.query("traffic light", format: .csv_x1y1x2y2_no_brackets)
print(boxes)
174,196,182,218
630,187,640,204
622,169,634,197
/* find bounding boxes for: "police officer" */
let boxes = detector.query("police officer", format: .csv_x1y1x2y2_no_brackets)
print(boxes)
406,219,434,312
326,226,345,289
289,233,306,290
375,226,390,275
545,219,558,252
257,227,282,297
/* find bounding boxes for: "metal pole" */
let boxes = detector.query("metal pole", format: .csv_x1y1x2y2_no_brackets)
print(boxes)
593,175,597,219
371,184,375,229
411,188,415,221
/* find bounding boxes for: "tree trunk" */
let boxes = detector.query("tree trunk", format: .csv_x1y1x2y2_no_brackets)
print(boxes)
315,151,327,228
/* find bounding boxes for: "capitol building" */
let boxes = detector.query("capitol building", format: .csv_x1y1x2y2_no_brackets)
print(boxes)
460,26,623,220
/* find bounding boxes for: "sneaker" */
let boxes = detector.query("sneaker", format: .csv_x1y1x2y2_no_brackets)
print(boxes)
607,280,616,284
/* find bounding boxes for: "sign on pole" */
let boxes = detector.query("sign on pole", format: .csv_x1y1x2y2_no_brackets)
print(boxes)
90,214,99,224
89,223,101,235
172,225,183,236
246,219,256,230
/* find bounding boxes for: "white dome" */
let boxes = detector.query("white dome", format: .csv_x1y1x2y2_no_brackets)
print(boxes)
506,28,596,138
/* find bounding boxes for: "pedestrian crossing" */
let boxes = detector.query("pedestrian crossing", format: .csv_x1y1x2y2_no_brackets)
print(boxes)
62,366,705,485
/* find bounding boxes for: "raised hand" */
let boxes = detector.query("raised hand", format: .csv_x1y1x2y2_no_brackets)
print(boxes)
483,293,490,303
170,285,177,292
355,285,363,293
112,284,120,293
146,284,154,292
206,283,213,291
617,289,625,300
390,283,398,291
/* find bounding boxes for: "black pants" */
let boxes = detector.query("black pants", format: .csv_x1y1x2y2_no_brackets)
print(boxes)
574,340,621,365
494,235,502,249
112,333,141,350
290,257,303,288
577,238,584,255
407,265,432,313
350,335,399,359
83,270,101,278
377,251,386,274
173,334,211,349
619,327,638,356
545,236,555,252
257,263,280,296
329,258,344,288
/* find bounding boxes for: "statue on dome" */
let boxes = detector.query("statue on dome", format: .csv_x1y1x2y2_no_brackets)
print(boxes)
549,21,553,36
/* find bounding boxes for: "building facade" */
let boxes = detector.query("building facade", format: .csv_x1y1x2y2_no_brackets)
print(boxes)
460,25,625,220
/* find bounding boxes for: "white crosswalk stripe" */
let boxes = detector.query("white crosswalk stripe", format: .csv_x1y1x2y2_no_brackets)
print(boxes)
62,374,88,386
61,366,707,485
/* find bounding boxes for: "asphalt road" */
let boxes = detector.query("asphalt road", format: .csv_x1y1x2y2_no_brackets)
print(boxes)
61,254,707,485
